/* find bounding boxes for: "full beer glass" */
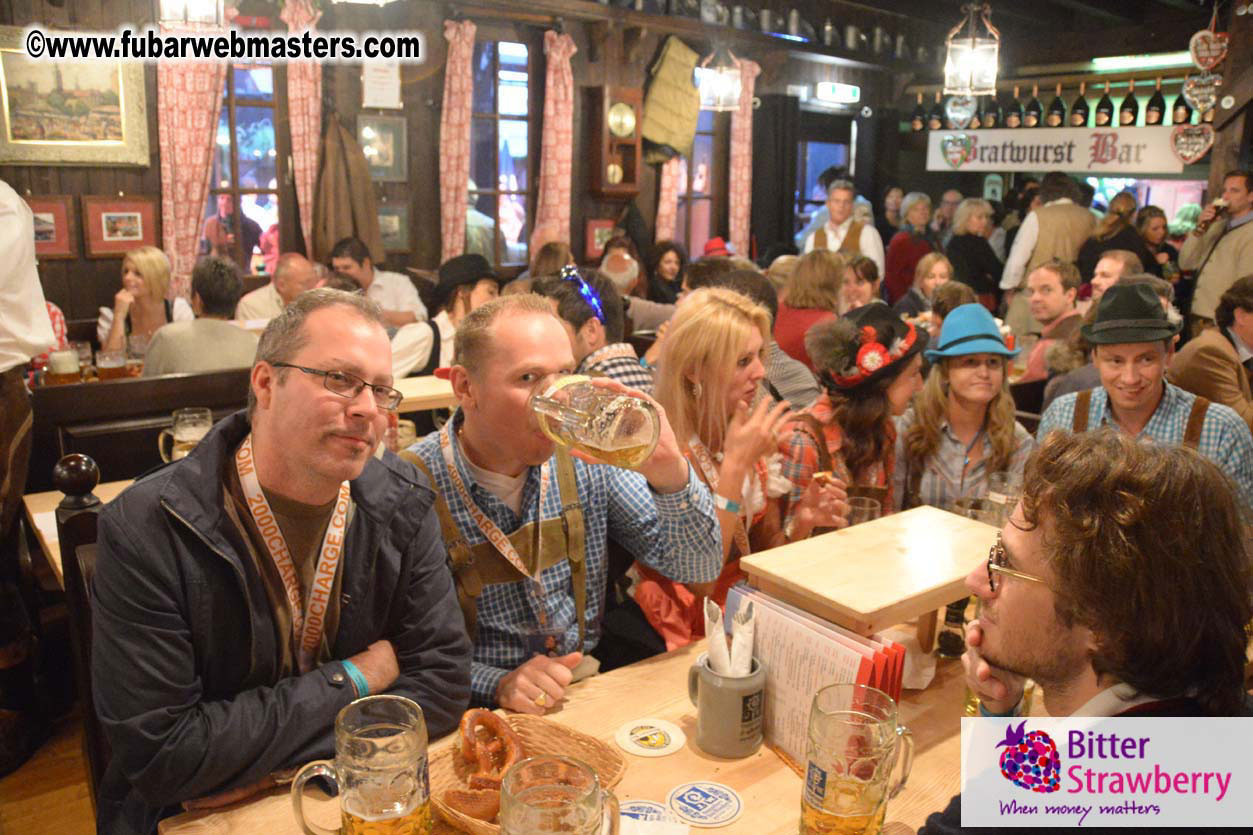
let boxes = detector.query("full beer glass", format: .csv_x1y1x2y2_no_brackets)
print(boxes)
499,756,619,835
801,684,913,835
531,375,659,468
158,408,213,462
291,695,431,835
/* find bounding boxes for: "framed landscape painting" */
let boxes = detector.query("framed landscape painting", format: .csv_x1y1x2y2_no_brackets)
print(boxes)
0,26,149,166
357,113,407,182
24,194,78,259
82,195,159,257
378,202,411,252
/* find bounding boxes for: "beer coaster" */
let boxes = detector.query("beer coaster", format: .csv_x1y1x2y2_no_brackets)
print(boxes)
615,718,686,757
667,781,743,828
619,800,688,834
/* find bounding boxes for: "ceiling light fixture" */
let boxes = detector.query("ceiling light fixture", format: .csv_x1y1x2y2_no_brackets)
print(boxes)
696,46,743,112
943,3,1000,97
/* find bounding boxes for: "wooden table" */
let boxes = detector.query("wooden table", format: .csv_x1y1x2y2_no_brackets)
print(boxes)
395,375,456,413
21,479,132,589
159,642,968,834
740,505,998,643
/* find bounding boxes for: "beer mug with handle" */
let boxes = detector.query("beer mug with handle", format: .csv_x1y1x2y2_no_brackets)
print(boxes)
158,408,213,463
291,695,431,835
801,684,913,835
530,375,660,469
500,755,619,835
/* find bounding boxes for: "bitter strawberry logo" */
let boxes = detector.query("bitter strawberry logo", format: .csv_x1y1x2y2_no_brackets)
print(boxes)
997,721,1061,793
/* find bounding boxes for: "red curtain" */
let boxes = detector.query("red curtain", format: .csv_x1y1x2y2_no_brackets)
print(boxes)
157,31,226,298
528,30,578,255
728,59,761,258
281,0,322,257
439,20,477,264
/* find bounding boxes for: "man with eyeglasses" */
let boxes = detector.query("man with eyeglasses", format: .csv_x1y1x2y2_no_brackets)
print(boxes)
920,430,1253,834
91,289,471,834
405,293,722,715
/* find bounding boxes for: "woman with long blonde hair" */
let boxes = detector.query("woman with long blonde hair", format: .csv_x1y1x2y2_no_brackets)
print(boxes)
97,245,192,353
775,249,845,371
1078,191,1159,280
635,287,847,649
894,304,1034,510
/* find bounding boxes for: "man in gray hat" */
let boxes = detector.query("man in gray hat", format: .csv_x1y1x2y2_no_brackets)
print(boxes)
1038,282,1253,505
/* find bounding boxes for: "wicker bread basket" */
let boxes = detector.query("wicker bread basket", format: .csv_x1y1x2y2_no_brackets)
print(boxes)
431,714,626,835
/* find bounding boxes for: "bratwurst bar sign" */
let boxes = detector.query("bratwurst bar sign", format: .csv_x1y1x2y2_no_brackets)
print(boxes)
926,126,1183,175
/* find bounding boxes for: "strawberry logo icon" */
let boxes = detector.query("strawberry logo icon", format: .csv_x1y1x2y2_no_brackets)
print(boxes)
996,721,1060,793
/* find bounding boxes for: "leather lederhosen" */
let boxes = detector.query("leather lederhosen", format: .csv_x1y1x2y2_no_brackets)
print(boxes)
401,450,588,644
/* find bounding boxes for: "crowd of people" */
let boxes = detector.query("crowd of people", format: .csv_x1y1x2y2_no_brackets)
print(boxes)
5,164,1253,834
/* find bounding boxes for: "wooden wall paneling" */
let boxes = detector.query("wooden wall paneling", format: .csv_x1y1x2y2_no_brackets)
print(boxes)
1208,8,1253,198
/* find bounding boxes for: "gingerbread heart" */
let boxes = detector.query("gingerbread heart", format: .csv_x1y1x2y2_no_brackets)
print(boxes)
1184,72,1222,115
941,134,973,169
1171,124,1214,165
1189,29,1228,71
944,95,977,130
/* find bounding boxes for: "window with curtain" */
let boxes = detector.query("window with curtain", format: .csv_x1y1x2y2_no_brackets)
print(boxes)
675,109,730,257
794,140,849,236
205,63,287,275
469,40,533,268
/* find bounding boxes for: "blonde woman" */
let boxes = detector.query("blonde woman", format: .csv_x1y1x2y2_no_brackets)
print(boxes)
775,249,844,371
634,287,847,649
894,304,1034,510
97,246,192,353
1078,191,1158,280
893,252,952,319
945,197,1003,309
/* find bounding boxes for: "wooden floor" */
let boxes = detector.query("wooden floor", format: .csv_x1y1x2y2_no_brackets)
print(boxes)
0,712,94,835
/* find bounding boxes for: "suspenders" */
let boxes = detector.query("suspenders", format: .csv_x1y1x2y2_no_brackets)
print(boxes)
1071,389,1209,447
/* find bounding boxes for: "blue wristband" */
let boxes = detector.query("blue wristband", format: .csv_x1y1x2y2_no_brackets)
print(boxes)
978,699,1021,717
341,660,370,698
712,492,742,514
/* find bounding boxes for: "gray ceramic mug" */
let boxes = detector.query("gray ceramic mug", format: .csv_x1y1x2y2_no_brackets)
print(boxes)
687,652,766,758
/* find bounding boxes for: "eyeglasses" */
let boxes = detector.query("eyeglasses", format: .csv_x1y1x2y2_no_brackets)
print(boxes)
271,362,403,410
986,533,1047,593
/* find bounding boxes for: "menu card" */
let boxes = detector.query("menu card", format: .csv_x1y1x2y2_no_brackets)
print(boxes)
724,583,904,766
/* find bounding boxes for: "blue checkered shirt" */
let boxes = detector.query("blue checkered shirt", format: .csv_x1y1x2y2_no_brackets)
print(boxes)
1037,382,1253,506
578,342,654,395
410,414,721,706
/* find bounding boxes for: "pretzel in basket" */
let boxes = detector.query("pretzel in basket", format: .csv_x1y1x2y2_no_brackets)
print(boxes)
443,709,527,821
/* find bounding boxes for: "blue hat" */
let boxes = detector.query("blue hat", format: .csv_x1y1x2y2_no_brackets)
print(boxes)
924,303,1019,360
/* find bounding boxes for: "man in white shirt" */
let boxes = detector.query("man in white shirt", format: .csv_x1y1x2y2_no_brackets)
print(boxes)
802,179,886,277
0,177,56,773
235,252,320,321
330,237,428,328
390,254,500,378
920,431,1252,832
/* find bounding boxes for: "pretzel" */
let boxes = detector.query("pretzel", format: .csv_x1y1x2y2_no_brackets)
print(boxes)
812,471,835,486
444,709,526,821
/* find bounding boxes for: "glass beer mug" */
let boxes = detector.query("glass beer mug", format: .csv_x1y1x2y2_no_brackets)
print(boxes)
499,755,619,835
530,375,659,469
801,684,913,835
158,408,213,462
291,696,431,835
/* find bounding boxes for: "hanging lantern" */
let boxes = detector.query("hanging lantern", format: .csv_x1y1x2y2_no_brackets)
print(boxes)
696,46,743,112
943,3,1000,97
158,0,225,27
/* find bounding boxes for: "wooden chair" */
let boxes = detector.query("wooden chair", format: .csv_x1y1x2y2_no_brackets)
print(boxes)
1015,410,1042,435
1009,379,1047,416
52,453,109,813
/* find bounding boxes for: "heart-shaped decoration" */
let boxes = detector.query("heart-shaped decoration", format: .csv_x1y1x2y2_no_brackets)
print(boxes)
944,95,978,129
941,134,973,169
1184,71,1222,115
1190,29,1229,71
1171,124,1215,165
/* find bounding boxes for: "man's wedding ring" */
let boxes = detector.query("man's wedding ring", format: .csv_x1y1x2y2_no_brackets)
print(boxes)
534,692,548,708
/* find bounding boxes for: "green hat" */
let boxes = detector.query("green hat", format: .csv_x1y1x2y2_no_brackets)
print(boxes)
1080,283,1182,345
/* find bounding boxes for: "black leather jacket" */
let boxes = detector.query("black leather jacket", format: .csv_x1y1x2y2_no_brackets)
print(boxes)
91,411,470,834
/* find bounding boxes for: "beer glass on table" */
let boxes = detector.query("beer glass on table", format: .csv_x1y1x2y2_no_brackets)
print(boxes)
158,408,213,462
499,755,619,835
530,375,659,468
801,683,913,835
44,349,82,385
96,350,128,380
846,497,881,526
985,472,1022,526
291,695,431,835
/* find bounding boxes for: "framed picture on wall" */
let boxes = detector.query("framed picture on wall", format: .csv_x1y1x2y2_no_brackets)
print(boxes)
24,195,78,259
585,219,617,261
0,26,149,166
82,195,159,258
378,202,411,252
357,113,407,182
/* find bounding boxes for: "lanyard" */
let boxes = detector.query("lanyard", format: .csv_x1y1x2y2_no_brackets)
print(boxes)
439,422,552,625
957,424,986,499
235,435,351,674
688,435,753,558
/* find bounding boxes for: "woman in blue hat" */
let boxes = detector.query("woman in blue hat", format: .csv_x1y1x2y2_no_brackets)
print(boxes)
894,303,1035,510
